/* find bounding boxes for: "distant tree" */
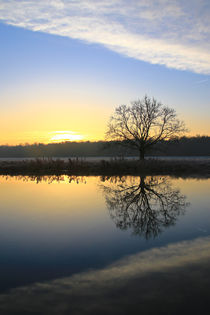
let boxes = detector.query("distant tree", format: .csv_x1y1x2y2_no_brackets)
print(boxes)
106,95,187,160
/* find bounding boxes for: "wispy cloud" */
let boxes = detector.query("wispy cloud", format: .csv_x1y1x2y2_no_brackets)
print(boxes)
0,0,210,74
194,78,209,84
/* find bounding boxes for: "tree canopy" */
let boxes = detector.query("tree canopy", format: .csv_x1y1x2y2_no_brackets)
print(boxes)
106,95,187,159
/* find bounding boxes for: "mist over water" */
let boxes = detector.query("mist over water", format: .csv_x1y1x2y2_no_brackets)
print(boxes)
1,155,210,162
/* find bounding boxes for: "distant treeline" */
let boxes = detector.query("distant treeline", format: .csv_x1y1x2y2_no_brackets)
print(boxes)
0,136,210,158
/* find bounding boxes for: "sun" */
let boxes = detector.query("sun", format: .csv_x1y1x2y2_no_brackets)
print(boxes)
49,131,84,143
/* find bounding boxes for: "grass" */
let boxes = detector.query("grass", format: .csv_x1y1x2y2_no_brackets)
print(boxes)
0,158,210,177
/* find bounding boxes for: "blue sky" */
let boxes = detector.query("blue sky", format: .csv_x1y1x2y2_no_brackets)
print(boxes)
0,0,210,144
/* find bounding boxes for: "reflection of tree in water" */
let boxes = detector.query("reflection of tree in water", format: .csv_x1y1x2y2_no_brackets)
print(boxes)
101,176,189,239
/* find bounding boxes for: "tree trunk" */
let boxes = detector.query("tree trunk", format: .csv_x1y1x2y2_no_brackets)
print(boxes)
140,176,146,191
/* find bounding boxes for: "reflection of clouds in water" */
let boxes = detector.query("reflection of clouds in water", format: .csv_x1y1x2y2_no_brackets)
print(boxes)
1,236,210,314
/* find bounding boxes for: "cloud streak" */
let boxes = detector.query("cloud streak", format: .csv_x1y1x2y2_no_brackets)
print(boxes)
0,0,210,74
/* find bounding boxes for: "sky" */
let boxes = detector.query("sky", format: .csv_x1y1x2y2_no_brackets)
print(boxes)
0,0,210,145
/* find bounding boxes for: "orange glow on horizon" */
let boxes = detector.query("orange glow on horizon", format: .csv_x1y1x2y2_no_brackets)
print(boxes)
0,129,106,146
49,131,84,143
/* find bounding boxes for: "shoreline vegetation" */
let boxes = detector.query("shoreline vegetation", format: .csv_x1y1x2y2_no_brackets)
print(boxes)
0,158,210,177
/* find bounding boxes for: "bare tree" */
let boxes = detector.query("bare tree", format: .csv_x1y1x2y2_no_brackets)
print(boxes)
106,95,187,160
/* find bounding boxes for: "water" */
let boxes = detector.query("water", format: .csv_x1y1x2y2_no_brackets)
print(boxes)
0,175,210,314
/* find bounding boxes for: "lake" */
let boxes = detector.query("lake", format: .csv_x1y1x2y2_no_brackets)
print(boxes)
0,175,210,314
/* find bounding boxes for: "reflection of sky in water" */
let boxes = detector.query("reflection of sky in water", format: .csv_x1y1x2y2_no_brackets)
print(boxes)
1,236,210,314
0,175,210,312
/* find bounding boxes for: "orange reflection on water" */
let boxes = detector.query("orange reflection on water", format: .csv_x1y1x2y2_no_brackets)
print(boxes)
0,176,105,232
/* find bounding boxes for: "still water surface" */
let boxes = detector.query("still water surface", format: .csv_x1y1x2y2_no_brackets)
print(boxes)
0,175,210,314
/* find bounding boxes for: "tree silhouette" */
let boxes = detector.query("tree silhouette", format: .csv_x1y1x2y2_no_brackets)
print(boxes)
106,95,187,160
101,176,189,239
